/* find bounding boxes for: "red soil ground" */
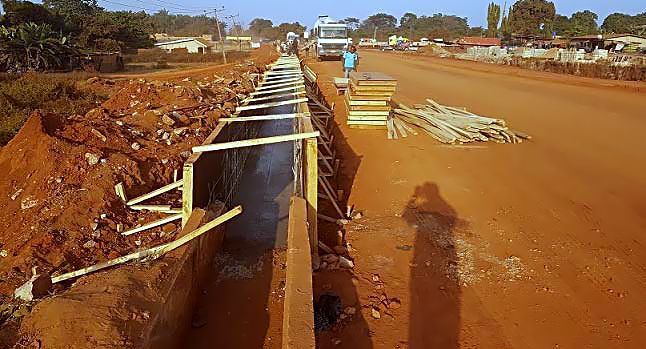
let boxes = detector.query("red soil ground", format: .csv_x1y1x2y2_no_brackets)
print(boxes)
308,50,646,348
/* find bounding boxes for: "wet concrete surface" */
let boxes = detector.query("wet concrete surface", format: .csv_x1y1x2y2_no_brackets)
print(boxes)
186,104,296,348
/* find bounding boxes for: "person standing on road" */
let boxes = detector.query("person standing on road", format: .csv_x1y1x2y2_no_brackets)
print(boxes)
342,45,359,78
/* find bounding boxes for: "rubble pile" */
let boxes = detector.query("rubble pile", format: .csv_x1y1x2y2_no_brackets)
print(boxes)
0,66,263,302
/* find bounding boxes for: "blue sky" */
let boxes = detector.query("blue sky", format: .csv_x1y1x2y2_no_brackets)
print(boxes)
3,1,645,28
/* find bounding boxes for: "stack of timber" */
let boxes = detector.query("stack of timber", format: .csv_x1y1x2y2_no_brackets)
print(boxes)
345,72,397,127
392,99,531,144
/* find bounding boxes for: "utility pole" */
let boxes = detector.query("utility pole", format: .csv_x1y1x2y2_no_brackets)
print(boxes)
373,26,378,41
226,14,243,51
212,7,227,64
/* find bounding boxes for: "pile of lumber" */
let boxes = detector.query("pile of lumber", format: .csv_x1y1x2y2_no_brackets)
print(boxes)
392,99,530,143
345,72,397,127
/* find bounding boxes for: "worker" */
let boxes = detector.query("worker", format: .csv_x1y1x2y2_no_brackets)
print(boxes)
290,38,299,56
342,45,359,78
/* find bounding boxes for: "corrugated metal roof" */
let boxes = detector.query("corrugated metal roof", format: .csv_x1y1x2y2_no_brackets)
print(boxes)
456,37,502,46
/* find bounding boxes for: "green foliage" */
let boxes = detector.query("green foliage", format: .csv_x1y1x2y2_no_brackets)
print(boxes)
150,11,225,38
601,12,646,35
569,10,598,36
509,0,556,36
342,17,360,31
0,23,78,72
43,0,99,34
361,13,398,36
0,73,102,144
552,14,570,36
400,13,418,29
487,2,501,38
248,18,274,38
78,11,154,51
0,0,63,28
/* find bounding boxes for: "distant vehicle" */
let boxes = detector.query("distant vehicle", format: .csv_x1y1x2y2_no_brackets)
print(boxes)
286,32,298,44
313,15,350,60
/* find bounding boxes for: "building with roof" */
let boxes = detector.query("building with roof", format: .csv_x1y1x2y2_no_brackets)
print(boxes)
154,38,214,54
604,34,646,53
456,37,502,47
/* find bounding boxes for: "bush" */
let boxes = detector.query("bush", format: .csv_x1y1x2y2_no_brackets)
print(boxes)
0,73,104,145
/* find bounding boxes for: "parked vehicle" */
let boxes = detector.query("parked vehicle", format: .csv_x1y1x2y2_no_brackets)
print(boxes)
312,15,350,60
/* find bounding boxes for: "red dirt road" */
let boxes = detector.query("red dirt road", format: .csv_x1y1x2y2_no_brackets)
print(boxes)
309,51,646,348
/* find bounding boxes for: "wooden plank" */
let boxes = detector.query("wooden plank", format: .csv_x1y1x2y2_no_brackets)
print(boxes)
235,98,308,112
347,114,388,121
318,177,345,219
242,91,305,103
249,85,305,96
305,136,318,257
346,99,388,106
348,110,391,117
121,213,183,236
348,94,392,101
127,180,183,206
348,105,392,111
256,81,305,91
130,204,173,211
192,131,320,153
114,182,127,203
52,207,242,284
393,118,409,137
346,120,388,126
259,77,304,87
221,113,306,122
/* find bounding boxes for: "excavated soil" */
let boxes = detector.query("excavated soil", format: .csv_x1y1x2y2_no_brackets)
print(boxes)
0,46,277,348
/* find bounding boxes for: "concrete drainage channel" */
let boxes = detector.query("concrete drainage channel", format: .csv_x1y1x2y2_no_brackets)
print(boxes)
144,55,319,348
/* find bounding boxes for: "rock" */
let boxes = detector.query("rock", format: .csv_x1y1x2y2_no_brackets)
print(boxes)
344,306,356,315
10,188,23,201
332,338,342,346
173,127,188,136
352,211,363,220
91,128,107,142
161,223,177,234
178,115,190,124
180,151,191,158
83,240,96,249
339,313,347,320
116,120,124,126
161,132,170,140
389,298,402,309
372,274,380,283
339,256,354,269
87,77,100,84
131,142,141,151
21,197,38,210
321,254,339,264
162,114,176,126
14,274,52,302
371,308,381,319
91,231,101,239
85,152,100,166
223,101,236,111
91,222,99,231
116,223,124,233
0,249,8,257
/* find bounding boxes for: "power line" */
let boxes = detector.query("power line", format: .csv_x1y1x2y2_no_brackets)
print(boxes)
97,0,206,14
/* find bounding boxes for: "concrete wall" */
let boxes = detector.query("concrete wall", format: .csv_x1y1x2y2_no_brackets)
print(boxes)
156,40,208,54
282,196,315,349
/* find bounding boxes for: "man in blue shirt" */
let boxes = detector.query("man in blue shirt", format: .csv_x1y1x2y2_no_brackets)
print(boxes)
342,45,359,78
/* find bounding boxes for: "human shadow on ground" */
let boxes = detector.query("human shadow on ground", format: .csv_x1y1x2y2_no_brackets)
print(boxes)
401,182,461,349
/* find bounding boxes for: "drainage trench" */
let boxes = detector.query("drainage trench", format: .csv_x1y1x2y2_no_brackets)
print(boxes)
182,56,309,348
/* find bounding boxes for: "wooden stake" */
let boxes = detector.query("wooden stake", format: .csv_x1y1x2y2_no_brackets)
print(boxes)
192,131,320,153
121,213,183,236
114,182,127,203
51,206,242,284
130,204,173,211
126,180,183,206
221,113,306,122
318,177,345,219
235,98,307,112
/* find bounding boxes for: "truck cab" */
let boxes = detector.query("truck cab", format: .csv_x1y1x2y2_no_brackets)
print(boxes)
313,15,349,60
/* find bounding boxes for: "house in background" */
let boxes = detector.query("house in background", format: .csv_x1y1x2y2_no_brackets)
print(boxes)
154,38,214,54
456,37,502,47
604,34,646,53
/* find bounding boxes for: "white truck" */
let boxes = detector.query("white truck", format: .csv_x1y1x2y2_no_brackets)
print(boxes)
312,15,350,60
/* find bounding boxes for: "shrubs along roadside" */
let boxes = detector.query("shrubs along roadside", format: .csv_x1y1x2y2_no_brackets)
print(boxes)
0,73,105,145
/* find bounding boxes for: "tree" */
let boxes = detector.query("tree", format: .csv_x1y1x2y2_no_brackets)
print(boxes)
248,18,273,38
569,10,598,36
509,0,556,36
400,12,417,29
552,14,570,36
414,14,469,40
342,17,360,31
274,22,306,41
487,2,501,37
500,4,512,39
43,0,99,34
0,22,77,72
601,12,646,34
468,26,486,37
77,10,153,51
0,0,62,28
361,13,397,31
399,12,417,38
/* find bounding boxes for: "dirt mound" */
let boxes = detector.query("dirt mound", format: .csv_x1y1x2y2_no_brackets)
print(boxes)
0,65,261,304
